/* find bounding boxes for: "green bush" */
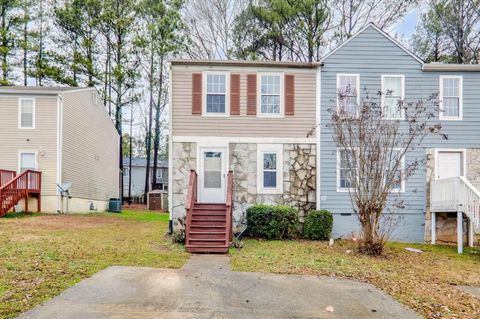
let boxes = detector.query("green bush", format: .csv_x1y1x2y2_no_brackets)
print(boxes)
304,210,333,240
246,204,299,239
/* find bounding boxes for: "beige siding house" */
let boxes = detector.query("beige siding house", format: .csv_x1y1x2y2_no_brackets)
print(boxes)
0,87,119,213
169,60,320,233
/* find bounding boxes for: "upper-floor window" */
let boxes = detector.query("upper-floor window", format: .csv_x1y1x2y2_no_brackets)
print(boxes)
257,144,283,194
19,98,35,129
440,76,462,120
258,73,284,117
337,74,359,116
204,72,229,116
382,75,405,119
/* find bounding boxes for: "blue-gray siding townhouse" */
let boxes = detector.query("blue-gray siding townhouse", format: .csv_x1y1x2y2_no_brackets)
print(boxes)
319,23,480,244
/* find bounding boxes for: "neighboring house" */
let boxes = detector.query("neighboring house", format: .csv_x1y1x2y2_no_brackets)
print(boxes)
169,23,480,252
122,157,168,199
0,87,119,214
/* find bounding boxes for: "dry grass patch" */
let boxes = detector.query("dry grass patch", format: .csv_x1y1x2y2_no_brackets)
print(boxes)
0,211,189,319
230,239,480,319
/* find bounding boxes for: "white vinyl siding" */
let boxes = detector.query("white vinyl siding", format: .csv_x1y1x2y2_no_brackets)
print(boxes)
257,73,284,117
382,75,405,119
19,98,35,129
389,149,405,193
257,144,283,194
336,74,360,116
440,76,462,120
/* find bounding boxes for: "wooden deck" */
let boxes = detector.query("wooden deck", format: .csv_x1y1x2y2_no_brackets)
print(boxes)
0,169,42,217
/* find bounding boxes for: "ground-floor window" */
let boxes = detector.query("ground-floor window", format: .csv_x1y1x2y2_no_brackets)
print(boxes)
19,151,37,172
257,144,283,194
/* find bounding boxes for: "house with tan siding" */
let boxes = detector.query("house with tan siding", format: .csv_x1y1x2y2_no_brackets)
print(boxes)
0,87,119,215
169,23,480,253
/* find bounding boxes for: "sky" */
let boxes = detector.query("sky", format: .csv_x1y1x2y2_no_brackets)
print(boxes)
395,9,420,38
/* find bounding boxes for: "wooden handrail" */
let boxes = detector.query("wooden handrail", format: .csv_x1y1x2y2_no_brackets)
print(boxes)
185,170,197,246
0,169,16,188
226,171,234,242
0,170,42,217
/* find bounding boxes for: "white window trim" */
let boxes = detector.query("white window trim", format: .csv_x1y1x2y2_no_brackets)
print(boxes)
18,150,38,173
18,97,36,129
202,71,230,117
439,75,463,121
257,72,285,118
336,148,356,192
257,144,283,194
390,148,406,193
434,148,466,180
381,74,405,120
336,73,360,116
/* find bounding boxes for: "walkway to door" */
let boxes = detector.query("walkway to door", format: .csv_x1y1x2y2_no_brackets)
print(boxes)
18,255,419,319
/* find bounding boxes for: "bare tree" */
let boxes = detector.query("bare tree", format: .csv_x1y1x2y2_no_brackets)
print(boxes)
331,0,419,42
329,87,443,255
183,0,246,59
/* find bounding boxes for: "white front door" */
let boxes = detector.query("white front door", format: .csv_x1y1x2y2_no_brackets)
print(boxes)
437,151,463,179
199,147,226,203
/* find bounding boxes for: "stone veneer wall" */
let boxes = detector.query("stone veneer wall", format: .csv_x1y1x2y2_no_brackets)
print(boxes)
424,148,480,244
171,142,197,227
229,143,316,232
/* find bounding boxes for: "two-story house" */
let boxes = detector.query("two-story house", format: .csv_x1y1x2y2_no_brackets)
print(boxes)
169,23,480,253
0,87,120,215
123,157,168,201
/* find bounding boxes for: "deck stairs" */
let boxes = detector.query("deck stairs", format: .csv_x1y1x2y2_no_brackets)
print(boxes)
0,169,42,217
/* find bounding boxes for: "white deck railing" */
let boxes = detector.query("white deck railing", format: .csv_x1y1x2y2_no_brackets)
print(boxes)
430,176,480,228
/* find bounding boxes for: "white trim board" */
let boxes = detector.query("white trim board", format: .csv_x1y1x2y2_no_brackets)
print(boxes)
321,23,424,65
172,136,316,144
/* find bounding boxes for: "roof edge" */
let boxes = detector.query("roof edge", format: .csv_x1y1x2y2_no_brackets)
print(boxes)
169,59,322,69
423,63,480,72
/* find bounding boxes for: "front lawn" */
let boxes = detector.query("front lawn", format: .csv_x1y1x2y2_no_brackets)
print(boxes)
230,239,480,319
0,210,189,319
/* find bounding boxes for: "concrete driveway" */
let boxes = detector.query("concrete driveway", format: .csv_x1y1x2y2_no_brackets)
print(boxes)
18,255,419,319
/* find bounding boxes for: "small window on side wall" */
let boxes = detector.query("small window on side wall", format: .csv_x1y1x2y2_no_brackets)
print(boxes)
337,74,359,116
19,98,35,129
258,73,283,116
337,148,357,192
440,76,462,120
204,72,229,115
19,152,36,173
257,144,283,194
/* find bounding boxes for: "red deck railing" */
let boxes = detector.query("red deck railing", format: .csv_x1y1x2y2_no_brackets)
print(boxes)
185,170,198,246
0,170,42,217
0,169,16,188
226,171,234,242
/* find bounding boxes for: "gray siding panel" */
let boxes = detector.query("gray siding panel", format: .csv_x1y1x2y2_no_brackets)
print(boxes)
320,26,480,242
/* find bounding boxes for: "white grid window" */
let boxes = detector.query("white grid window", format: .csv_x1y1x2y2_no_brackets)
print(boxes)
19,98,35,128
260,75,281,114
440,76,462,119
382,75,404,119
337,74,359,116
206,74,226,113
263,153,277,188
257,144,283,194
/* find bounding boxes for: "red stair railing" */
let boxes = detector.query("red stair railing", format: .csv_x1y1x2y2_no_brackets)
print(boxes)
0,169,16,188
226,171,234,243
0,170,42,217
185,170,198,246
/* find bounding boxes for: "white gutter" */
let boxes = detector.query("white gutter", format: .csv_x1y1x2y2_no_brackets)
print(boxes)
56,94,64,212
168,63,174,233
316,65,321,210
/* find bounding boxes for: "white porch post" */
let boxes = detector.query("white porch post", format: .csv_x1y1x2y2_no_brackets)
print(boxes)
468,219,474,247
431,212,436,245
457,212,463,254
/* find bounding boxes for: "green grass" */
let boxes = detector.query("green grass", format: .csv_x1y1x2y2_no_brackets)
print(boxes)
231,239,480,319
0,211,189,319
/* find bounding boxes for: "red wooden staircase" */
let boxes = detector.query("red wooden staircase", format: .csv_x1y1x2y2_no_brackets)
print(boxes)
0,169,42,217
185,170,233,253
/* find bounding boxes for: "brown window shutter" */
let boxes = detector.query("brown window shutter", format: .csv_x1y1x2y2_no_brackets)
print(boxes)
230,74,240,115
285,74,295,116
192,73,202,114
247,74,257,115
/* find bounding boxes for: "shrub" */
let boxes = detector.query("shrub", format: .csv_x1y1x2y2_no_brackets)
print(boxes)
246,204,299,240
304,210,333,240
171,217,185,244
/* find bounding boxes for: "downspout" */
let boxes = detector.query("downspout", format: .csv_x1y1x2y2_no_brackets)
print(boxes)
56,94,64,213
316,64,322,210
168,63,173,234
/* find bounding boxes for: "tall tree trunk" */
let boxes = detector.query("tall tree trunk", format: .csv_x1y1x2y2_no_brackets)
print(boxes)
128,106,133,205
115,37,123,202
144,42,154,199
153,56,164,189
1,9,7,84
23,16,27,86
